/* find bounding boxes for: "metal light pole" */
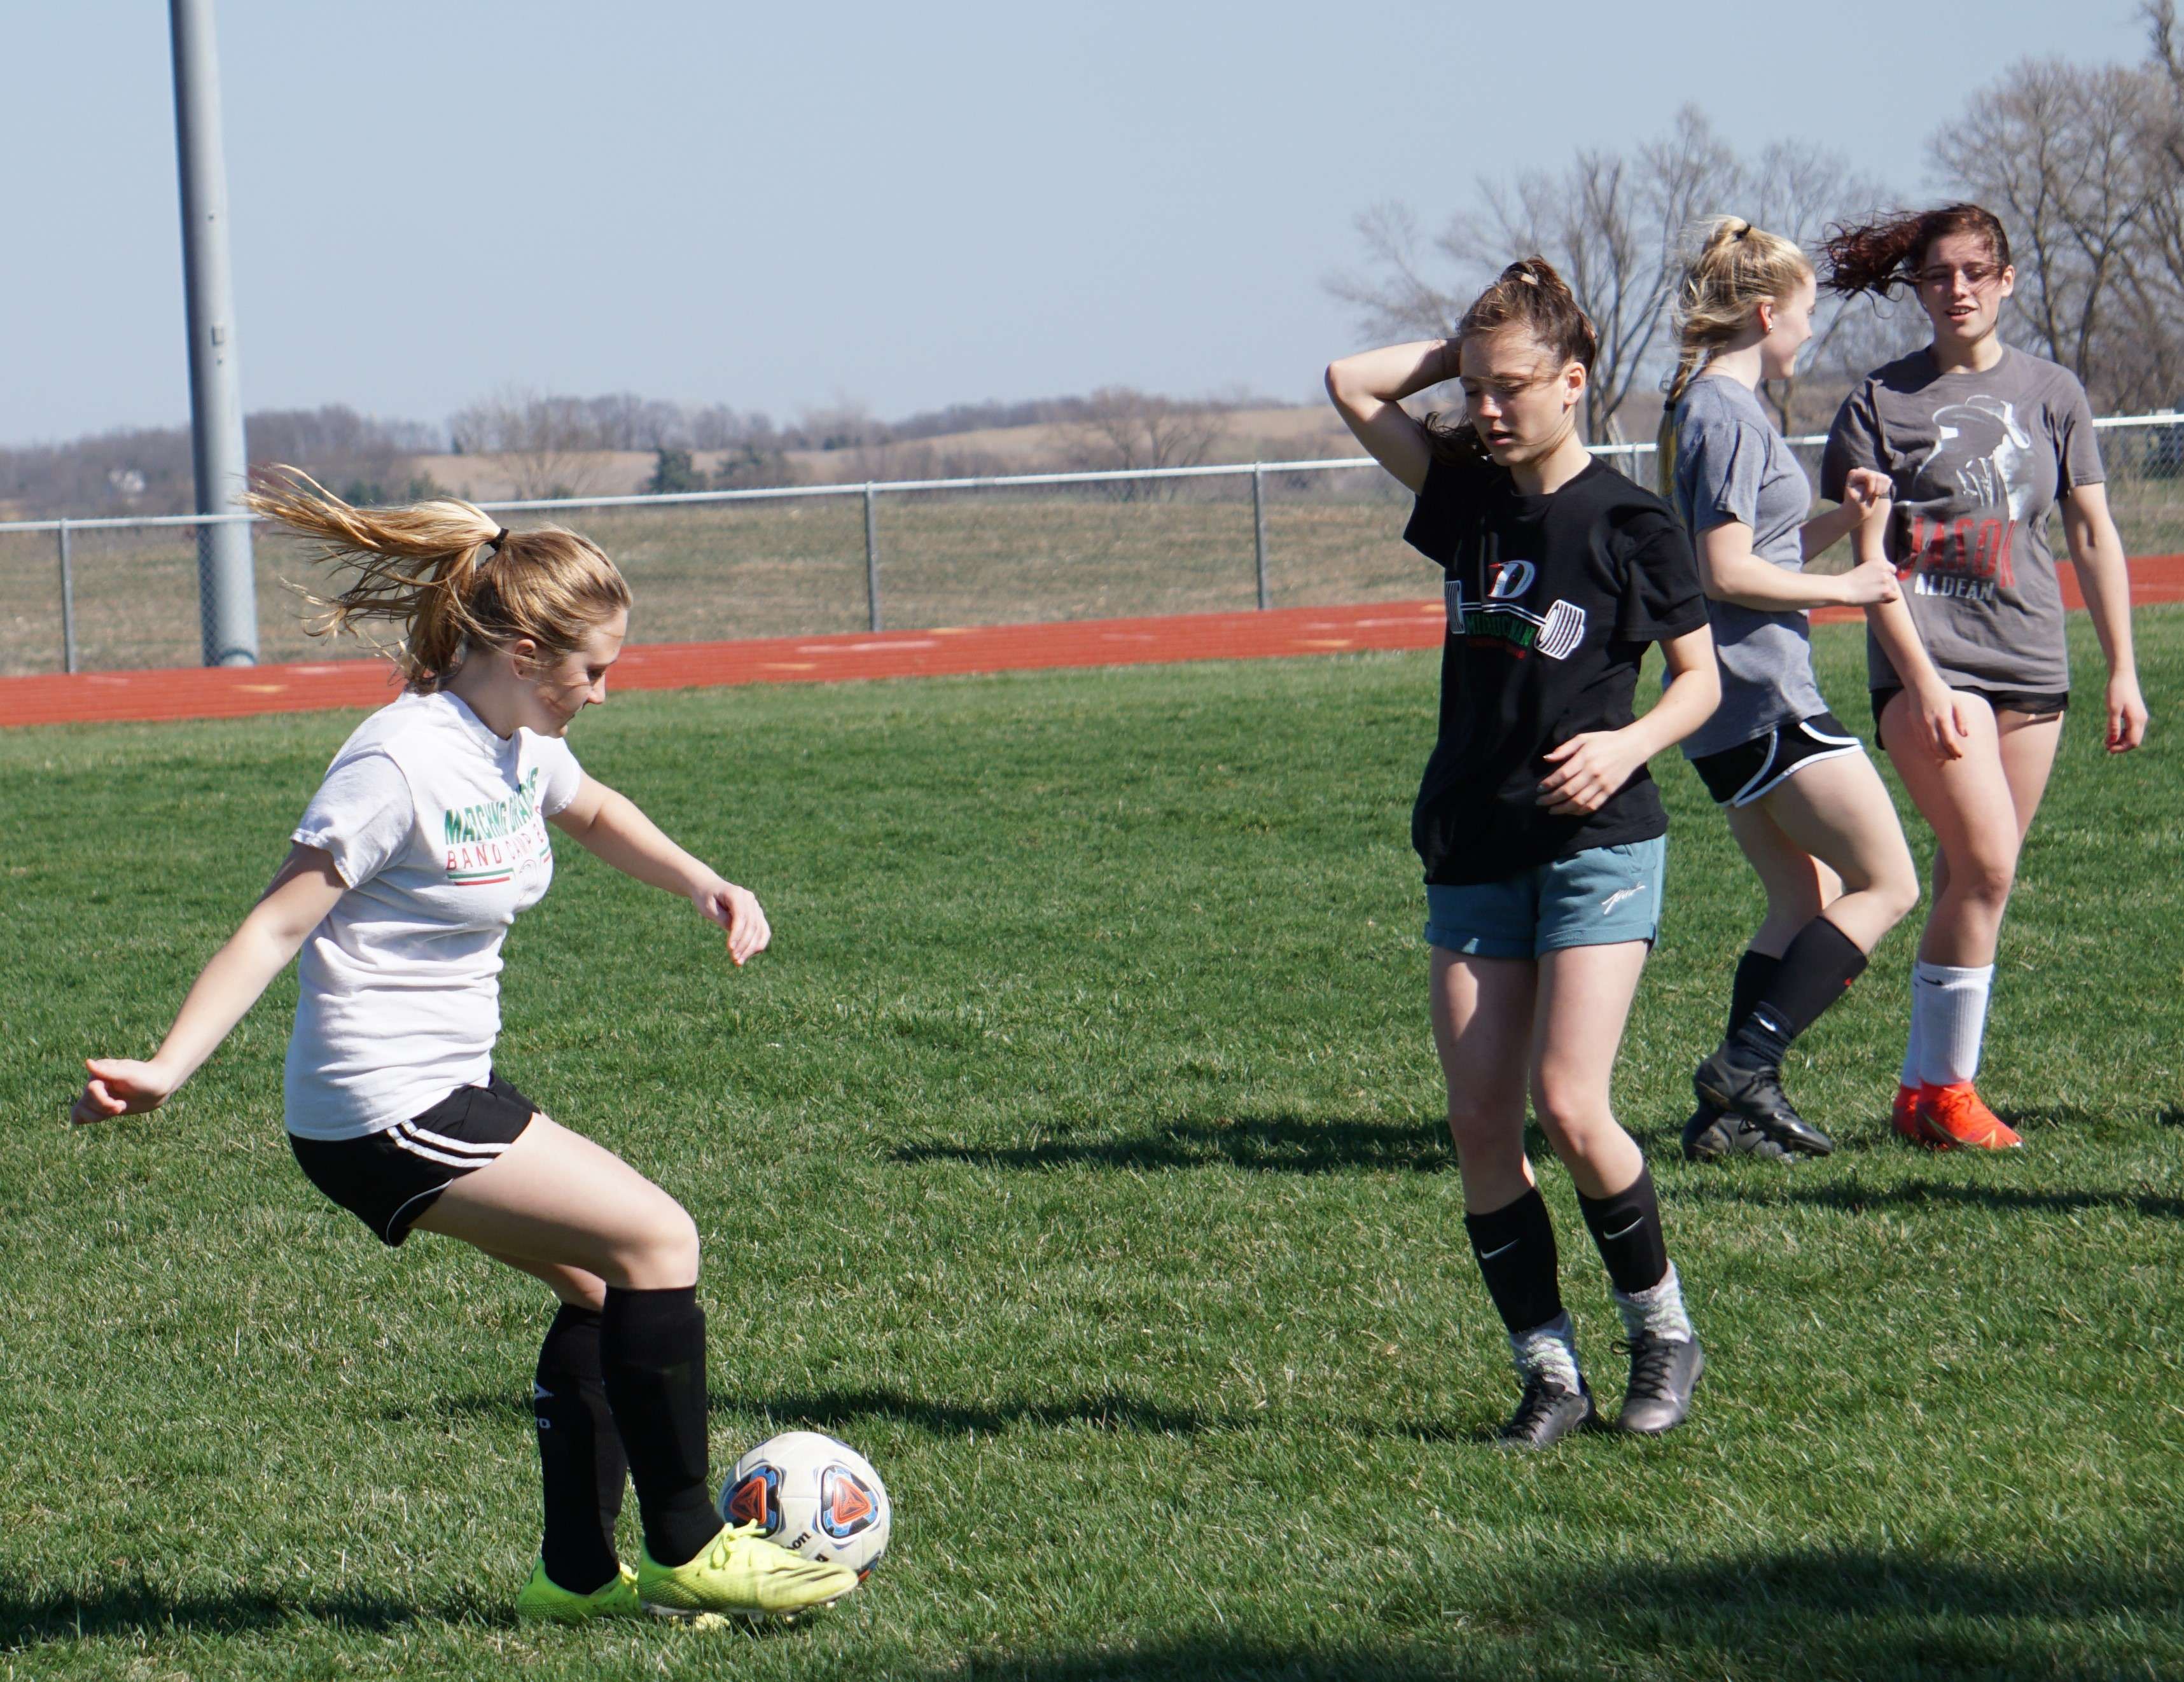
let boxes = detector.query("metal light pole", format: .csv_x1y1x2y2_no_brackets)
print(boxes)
170,0,256,665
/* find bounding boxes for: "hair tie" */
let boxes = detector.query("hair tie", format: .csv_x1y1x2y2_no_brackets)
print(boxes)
488,527,510,553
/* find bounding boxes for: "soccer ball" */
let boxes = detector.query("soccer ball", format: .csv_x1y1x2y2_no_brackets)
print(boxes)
720,1430,891,1580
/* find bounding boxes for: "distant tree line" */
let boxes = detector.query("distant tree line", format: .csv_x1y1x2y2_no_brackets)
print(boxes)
2,384,1276,517
1326,5,2184,440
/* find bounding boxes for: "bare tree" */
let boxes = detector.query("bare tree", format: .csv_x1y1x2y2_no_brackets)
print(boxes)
448,387,609,499
1326,107,1741,443
1736,142,1902,431
1067,387,1227,497
1932,57,2162,405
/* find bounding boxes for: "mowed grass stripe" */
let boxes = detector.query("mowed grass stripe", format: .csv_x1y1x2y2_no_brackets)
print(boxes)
1,610,2178,1681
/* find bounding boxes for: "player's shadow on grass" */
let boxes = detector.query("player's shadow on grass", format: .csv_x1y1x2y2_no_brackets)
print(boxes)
891,1114,1454,1174
414,1386,1227,1436
1676,1176,2182,1221
1529,1548,2182,1676
0,1580,483,1647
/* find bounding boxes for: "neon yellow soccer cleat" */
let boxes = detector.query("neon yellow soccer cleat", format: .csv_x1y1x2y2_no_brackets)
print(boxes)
513,1558,642,1623
637,1522,860,1623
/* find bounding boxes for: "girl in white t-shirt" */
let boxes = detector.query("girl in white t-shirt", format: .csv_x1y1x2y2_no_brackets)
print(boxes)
70,474,856,1627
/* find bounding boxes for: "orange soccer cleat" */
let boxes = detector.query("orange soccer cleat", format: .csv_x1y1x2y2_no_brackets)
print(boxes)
1890,1084,1925,1146
1917,1081,2023,1151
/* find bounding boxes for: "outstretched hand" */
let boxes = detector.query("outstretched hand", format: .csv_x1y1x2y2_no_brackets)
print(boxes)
694,880,772,966
71,1058,176,1125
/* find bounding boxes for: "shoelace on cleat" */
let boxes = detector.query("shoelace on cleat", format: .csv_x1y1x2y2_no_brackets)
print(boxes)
1614,1337,1683,1401
1504,1377,1575,1439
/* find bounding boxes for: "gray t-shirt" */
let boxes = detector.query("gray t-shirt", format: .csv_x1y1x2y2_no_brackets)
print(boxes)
1822,345,2103,695
1669,375,1830,758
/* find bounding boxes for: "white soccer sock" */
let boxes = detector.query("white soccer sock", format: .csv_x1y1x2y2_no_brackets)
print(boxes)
1898,968,1924,1088
1508,1312,1582,1394
1613,1262,1694,1345
1914,961,1995,1087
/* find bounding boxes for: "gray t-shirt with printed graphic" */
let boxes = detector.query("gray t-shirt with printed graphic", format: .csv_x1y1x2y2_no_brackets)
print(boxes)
1670,375,1830,758
1822,345,2104,695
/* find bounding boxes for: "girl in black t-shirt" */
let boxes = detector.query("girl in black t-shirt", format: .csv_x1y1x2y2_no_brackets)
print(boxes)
1326,260,1721,1447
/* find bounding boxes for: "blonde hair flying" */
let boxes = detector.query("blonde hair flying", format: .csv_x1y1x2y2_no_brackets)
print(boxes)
1655,217,1814,493
242,469,631,690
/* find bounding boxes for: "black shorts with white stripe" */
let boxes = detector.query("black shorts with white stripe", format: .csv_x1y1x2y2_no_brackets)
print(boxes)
289,1072,539,1246
1688,711,1865,808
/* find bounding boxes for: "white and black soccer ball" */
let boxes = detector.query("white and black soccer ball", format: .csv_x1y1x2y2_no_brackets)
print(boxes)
720,1430,891,1580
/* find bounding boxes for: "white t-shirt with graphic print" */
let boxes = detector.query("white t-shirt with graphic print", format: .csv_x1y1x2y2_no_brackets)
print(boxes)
283,690,584,1141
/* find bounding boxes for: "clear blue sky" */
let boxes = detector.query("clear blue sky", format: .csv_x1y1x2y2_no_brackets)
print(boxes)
1,0,2151,445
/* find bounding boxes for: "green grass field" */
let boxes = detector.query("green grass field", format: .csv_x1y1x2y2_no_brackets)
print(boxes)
3,611,2180,1681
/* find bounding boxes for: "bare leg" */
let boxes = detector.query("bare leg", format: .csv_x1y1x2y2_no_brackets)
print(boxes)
1429,949,1539,1214
411,1112,699,1288
1737,750,1921,955
1881,692,2022,968
1527,940,1651,1200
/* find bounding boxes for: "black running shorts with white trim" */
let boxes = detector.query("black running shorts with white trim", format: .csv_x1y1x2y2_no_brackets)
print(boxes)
1870,685,2068,733
289,1071,538,1246
1690,711,1865,807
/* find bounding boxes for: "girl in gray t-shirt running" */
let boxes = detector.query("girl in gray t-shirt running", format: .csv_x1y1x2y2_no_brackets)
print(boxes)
1821,204,2148,1152
1657,218,1919,1164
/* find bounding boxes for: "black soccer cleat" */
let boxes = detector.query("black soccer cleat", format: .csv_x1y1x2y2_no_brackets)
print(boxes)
1692,1043,1834,1157
1494,1375,1596,1450
1681,1102,1798,1164
1613,1331,1704,1435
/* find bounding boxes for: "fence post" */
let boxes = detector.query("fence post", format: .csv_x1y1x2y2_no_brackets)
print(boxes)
57,520,78,675
863,482,882,633
1251,463,1270,611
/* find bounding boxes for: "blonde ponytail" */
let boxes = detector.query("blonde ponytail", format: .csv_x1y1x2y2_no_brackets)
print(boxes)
244,468,630,690
1656,217,1812,494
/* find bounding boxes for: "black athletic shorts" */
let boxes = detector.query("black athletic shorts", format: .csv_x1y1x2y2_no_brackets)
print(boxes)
1870,685,2069,733
1690,711,1865,807
289,1071,539,1247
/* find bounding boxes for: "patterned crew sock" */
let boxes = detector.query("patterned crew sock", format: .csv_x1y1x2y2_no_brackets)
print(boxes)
1613,1262,1695,1345
1508,1312,1585,1394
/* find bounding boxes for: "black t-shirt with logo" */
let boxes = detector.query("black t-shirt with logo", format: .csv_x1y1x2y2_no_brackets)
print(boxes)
1402,446,1709,886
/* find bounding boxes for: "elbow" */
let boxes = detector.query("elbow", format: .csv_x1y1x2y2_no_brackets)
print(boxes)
1323,360,1353,407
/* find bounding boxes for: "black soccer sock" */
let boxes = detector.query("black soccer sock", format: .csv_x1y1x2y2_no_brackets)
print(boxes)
1727,949,1783,1038
1732,916,1869,1067
599,1286,720,1568
1576,1165,1670,1298
1463,1186,1564,1336
534,1303,628,1595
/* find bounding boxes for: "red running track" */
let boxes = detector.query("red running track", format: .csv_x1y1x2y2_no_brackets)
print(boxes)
7,557,2182,730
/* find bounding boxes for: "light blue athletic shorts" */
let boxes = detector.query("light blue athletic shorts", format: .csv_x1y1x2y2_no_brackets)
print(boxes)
1424,837,1666,959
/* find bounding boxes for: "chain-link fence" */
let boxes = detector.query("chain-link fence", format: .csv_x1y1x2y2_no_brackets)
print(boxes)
6,415,2182,679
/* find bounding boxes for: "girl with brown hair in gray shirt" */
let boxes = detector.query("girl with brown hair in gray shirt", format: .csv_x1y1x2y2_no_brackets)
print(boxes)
1821,204,2148,1151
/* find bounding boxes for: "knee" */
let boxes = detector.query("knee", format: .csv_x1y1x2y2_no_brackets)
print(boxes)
1530,1078,1609,1157
1949,853,2016,910
613,1204,701,1289
1445,1097,1520,1167
1867,858,1923,927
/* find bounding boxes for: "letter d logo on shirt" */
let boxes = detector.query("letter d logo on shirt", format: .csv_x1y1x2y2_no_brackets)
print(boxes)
1487,559,1536,599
